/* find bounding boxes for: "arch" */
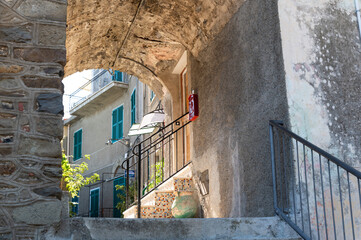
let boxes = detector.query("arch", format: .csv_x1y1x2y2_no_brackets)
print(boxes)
65,0,243,118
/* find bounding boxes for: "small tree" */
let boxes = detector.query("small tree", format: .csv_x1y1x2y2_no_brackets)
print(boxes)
61,153,100,216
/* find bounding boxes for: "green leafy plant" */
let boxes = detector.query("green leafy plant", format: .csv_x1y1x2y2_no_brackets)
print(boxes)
143,160,164,194
62,153,100,217
115,184,136,217
61,153,100,195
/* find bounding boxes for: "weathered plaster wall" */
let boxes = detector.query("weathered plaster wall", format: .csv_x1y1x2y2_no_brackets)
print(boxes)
278,1,361,238
190,0,288,217
279,0,361,167
0,0,66,238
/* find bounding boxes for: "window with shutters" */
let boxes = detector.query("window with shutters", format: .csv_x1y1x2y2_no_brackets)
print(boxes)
112,105,124,143
112,70,123,82
131,89,136,125
73,129,82,161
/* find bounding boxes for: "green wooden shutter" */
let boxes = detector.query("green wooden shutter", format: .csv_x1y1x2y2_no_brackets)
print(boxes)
73,133,77,160
73,130,82,160
112,109,117,142
78,129,82,159
131,90,136,125
113,71,123,82
113,177,125,218
119,106,123,139
90,189,99,217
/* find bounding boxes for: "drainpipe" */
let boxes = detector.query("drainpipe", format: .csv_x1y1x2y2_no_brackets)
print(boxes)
355,0,361,42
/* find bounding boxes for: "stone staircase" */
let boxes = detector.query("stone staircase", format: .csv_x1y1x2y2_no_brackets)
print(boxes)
123,164,196,218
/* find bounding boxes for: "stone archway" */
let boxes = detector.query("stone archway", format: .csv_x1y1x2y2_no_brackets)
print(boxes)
1,0,293,237
65,0,244,118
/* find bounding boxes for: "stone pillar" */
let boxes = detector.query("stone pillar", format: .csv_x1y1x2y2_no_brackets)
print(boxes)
0,0,66,238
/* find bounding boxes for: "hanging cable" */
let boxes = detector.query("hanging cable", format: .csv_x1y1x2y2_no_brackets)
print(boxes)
111,0,146,69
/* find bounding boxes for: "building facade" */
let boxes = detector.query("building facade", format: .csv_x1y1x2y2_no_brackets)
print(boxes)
62,69,159,217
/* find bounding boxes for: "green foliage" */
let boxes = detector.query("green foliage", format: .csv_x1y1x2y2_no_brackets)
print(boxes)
115,184,136,217
143,160,164,194
61,153,100,198
149,161,164,189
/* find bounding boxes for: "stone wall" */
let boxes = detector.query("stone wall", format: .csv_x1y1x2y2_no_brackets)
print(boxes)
0,0,66,238
190,0,288,218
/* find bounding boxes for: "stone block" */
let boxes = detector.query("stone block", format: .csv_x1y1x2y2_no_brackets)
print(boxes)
35,116,62,139
1,0,17,7
18,136,61,158
0,45,8,57
21,124,30,132
19,159,40,169
0,24,32,43
14,48,66,66
41,66,64,77
36,93,63,115
0,135,13,143
16,0,66,22
38,24,66,46
0,147,12,156
0,89,26,98
0,118,16,129
0,63,24,74
19,189,33,202
33,187,62,200
0,182,18,191
11,200,62,225
0,113,16,129
1,101,14,110
21,75,63,91
42,163,62,178
0,232,12,240
14,171,42,185
6,192,17,202
0,161,17,177
0,76,21,89
18,102,27,112
0,6,24,24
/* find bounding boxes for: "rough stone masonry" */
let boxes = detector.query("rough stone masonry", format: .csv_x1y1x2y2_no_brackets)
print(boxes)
0,0,66,238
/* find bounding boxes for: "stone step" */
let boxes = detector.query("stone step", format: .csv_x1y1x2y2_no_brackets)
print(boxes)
43,217,302,240
123,164,194,219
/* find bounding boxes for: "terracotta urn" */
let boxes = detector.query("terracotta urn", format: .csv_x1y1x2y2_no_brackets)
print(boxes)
171,191,197,218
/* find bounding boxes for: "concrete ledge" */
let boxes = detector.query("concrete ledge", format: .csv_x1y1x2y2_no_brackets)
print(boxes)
41,216,301,240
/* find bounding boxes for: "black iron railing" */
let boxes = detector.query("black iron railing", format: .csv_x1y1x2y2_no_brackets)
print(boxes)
269,120,361,240
121,112,192,218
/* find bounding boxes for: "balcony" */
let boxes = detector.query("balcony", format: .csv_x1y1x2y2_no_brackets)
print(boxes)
69,70,129,117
